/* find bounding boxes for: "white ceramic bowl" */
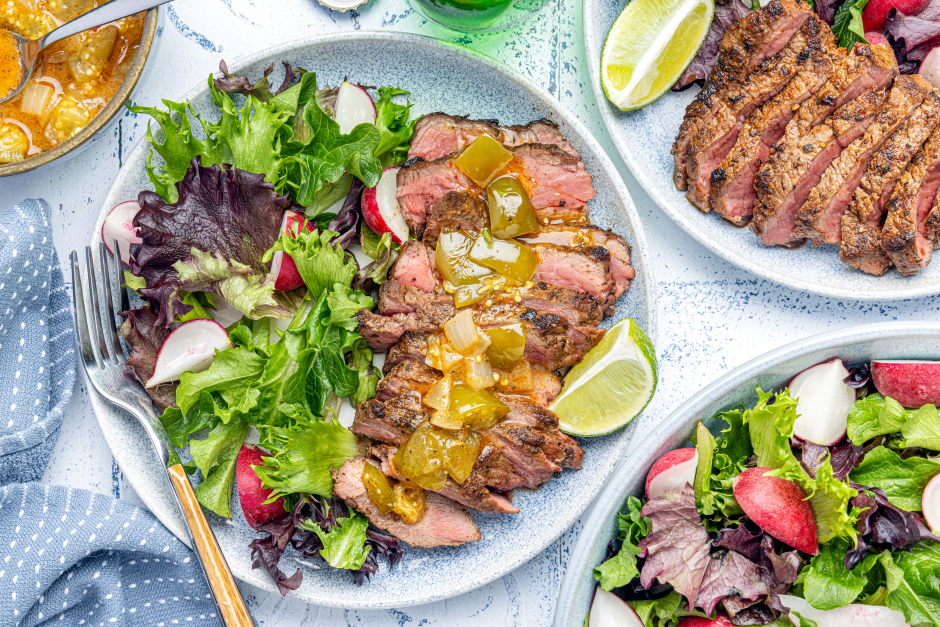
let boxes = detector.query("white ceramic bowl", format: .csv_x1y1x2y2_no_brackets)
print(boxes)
553,321,940,626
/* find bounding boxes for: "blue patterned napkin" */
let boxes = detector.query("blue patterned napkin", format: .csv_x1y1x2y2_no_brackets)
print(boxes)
0,200,222,627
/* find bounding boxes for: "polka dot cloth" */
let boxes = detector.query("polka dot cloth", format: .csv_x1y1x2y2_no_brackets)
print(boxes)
0,483,222,627
0,199,74,485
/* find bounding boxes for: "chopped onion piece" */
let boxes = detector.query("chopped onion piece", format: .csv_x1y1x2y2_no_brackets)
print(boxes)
425,334,463,374
19,82,53,117
465,356,495,390
443,309,480,355
424,375,453,411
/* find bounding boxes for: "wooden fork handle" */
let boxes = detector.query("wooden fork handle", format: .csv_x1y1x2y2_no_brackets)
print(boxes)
167,464,255,627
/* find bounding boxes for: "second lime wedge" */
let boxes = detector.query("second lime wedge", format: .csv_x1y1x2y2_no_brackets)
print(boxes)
550,318,657,437
601,0,714,110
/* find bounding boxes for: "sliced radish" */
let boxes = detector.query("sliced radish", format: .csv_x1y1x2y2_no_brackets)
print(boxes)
237,444,287,530
871,360,940,408
645,448,698,500
678,616,734,627
146,319,233,387
733,467,818,555
780,594,908,626
334,82,376,135
920,48,940,90
589,589,644,627
789,359,855,446
923,473,940,533
271,210,314,291
361,166,409,244
102,201,142,265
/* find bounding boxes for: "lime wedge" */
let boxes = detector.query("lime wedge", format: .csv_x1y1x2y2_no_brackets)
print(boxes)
550,318,657,437
601,0,714,111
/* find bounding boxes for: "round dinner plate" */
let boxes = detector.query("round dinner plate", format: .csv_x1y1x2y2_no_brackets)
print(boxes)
552,320,940,625
584,0,940,300
90,32,657,608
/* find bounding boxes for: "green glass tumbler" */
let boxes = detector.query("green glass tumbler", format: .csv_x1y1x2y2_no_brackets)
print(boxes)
409,0,549,33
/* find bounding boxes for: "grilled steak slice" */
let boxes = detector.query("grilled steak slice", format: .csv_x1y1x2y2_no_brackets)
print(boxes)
520,225,635,299
796,76,932,244
531,243,615,312
398,145,595,236
841,92,940,275
499,281,604,326
384,332,429,374
352,388,427,444
378,280,453,316
882,124,940,275
408,113,579,162
495,394,584,470
376,359,441,401
370,443,520,514
685,19,833,210
392,240,438,293
753,45,897,248
673,0,813,190
421,191,488,247
357,306,454,350
333,458,481,547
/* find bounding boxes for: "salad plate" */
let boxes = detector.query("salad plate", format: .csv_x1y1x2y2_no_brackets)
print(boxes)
90,31,656,608
553,320,940,626
584,0,940,301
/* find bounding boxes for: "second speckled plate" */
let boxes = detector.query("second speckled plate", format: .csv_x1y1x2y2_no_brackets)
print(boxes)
91,32,657,608
584,0,940,300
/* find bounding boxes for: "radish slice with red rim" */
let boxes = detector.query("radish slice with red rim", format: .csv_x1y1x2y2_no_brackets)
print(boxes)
789,359,855,446
146,318,233,387
102,201,142,265
361,167,409,244
334,82,376,134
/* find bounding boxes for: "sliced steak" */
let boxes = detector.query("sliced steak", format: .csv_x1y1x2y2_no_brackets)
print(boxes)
673,0,814,190
384,332,429,374
710,20,840,225
398,145,595,236
495,281,604,326
421,191,488,247
520,225,636,298
378,280,453,316
371,443,520,514
752,44,897,248
357,306,454,350
685,19,833,210
530,243,615,312
882,124,940,275
508,144,596,219
495,394,584,470
392,240,438,293
352,388,426,444
408,113,579,162
332,458,481,548
796,75,932,244
841,92,940,275
375,359,441,402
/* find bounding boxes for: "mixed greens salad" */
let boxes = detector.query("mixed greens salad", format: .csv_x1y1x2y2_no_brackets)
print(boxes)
114,62,417,592
591,359,940,626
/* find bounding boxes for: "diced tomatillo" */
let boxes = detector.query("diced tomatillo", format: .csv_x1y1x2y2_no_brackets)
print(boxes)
487,176,538,238
436,230,493,286
394,422,449,491
468,235,539,284
448,384,510,429
453,134,513,187
361,462,396,515
392,484,426,524
442,429,482,485
484,323,526,370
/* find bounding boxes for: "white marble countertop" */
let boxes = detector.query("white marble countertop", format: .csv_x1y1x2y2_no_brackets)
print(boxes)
3,0,936,624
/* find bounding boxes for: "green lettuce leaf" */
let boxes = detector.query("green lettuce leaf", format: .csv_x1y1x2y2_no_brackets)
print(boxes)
177,345,266,417
882,542,940,626
373,87,417,167
694,410,749,520
173,248,294,320
263,229,357,301
298,510,371,571
802,539,878,610
159,392,220,448
254,404,360,498
847,393,908,445
327,284,374,331
190,419,249,518
833,0,871,49
594,496,649,591
901,404,940,450
174,291,216,323
627,590,686,627
850,446,940,511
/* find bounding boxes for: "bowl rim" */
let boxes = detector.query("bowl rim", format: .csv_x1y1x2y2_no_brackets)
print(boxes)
0,7,160,177
553,320,940,626
90,29,660,608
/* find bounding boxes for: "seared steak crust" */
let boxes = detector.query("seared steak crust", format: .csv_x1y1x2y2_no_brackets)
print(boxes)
421,191,488,247
841,92,940,275
408,113,580,162
384,332,428,375
332,458,481,547
882,124,940,275
710,18,839,225
673,0,814,190
530,243,616,313
796,75,932,244
752,45,897,248
397,157,473,238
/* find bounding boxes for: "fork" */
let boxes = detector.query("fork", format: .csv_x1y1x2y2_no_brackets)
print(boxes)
71,241,254,627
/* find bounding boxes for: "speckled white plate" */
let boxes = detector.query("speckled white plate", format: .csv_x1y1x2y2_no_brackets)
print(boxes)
584,1,940,300
89,32,658,608
553,321,940,625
